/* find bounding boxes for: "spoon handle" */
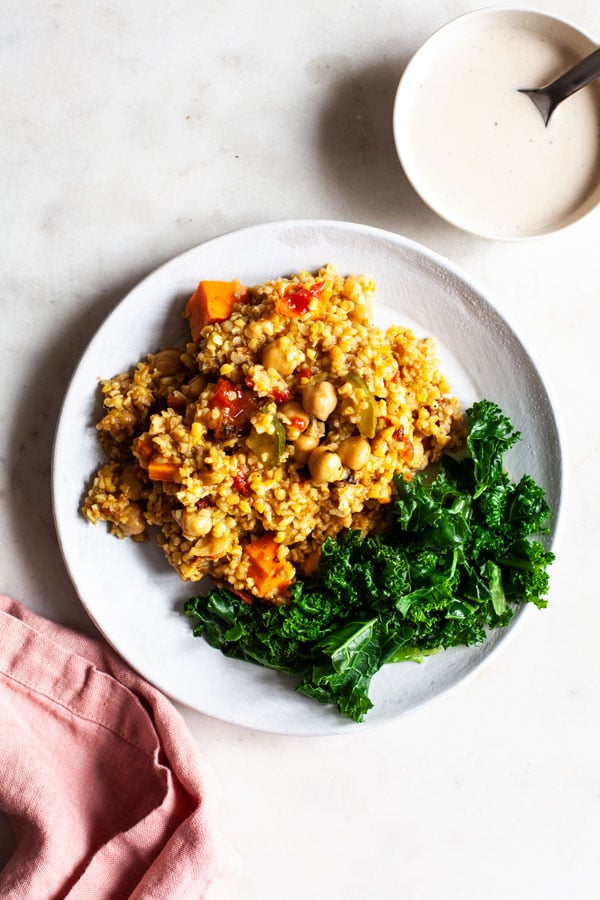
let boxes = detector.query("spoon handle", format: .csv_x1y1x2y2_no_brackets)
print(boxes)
545,46,600,101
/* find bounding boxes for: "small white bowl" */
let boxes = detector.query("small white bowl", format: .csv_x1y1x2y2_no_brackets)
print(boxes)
393,8,600,240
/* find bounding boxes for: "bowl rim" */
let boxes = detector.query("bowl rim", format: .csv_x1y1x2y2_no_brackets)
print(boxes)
393,6,600,241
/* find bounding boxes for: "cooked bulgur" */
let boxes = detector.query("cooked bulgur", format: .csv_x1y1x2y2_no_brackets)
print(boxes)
81,265,463,602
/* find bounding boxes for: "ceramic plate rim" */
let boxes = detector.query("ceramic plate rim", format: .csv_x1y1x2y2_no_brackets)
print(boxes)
51,219,565,735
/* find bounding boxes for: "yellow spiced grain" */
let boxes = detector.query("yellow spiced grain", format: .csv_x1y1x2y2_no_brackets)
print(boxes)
81,265,463,602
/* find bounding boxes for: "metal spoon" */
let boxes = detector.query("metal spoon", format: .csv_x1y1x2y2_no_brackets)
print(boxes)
519,46,600,126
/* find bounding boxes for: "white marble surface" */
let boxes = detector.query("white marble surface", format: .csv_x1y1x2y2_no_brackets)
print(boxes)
1,1,599,897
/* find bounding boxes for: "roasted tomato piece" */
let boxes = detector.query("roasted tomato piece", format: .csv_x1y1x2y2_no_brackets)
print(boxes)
209,377,258,439
280,280,324,316
233,467,251,495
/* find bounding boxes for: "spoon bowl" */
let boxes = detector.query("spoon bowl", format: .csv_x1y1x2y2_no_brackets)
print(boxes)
519,46,600,126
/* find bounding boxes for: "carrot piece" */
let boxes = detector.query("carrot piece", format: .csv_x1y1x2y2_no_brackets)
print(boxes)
147,459,179,482
243,534,294,599
185,280,247,341
134,435,155,463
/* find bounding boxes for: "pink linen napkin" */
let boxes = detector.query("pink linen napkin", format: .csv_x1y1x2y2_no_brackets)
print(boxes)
0,595,239,899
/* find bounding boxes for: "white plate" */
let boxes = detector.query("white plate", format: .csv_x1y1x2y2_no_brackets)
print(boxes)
52,220,564,734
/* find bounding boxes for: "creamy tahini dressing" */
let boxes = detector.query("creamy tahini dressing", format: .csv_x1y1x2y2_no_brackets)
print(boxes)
404,23,600,238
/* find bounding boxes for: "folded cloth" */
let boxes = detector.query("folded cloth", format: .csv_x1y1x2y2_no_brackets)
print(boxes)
0,596,239,899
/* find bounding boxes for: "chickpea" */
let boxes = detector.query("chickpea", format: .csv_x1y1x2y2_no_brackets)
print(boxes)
119,504,146,537
278,400,310,440
292,417,324,466
308,446,344,484
191,532,230,559
293,432,320,466
262,337,296,376
154,348,181,375
115,409,137,432
119,466,144,501
302,381,337,421
338,436,371,470
180,508,213,538
186,374,206,400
